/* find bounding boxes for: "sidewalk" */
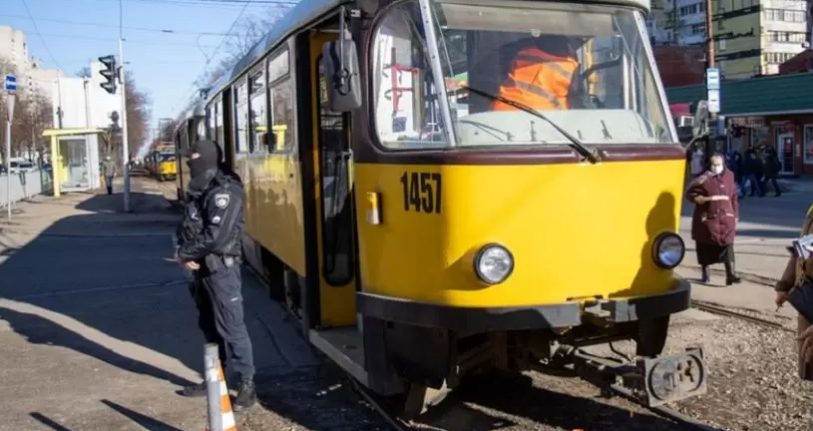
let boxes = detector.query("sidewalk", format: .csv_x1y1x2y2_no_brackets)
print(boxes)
0,178,383,431
677,176,812,324
679,176,813,283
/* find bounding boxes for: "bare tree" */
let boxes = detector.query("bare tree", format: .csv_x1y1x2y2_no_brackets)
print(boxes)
0,56,53,164
125,71,150,161
194,7,291,89
99,72,151,165
11,91,52,159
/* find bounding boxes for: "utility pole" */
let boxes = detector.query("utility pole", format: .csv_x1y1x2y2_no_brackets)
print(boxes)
704,0,720,158
705,0,715,69
4,73,16,221
115,0,131,212
119,38,130,213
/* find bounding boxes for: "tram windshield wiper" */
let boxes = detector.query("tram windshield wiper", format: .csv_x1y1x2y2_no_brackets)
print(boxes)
461,85,600,164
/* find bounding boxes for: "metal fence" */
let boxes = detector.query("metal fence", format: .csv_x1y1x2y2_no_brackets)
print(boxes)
0,170,47,209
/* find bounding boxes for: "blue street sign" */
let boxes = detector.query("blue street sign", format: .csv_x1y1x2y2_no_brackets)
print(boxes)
4,74,16,92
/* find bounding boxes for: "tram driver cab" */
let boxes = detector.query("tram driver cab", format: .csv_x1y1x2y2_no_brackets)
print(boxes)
373,2,668,152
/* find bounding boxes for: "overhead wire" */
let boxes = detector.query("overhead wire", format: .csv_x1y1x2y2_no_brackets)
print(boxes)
0,14,237,36
92,0,296,7
20,0,64,70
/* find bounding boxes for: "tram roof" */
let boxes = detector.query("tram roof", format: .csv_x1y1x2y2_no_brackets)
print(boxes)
202,0,651,103
206,0,348,101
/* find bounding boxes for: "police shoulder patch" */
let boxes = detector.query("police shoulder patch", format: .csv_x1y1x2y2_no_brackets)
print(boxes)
214,193,230,209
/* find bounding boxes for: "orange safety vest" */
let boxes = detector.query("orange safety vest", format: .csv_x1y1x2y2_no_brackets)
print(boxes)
491,47,578,111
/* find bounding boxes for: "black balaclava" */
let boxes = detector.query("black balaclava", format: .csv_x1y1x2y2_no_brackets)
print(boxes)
187,140,220,195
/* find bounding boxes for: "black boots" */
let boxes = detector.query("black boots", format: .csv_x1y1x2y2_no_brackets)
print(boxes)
724,261,741,286
179,379,257,411
700,266,710,284
233,379,257,411
701,263,741,286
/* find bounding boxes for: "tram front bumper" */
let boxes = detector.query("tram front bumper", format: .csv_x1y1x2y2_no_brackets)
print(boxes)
357,278,691,332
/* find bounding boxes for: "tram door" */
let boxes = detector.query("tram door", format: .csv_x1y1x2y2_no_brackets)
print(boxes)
308,30,357,328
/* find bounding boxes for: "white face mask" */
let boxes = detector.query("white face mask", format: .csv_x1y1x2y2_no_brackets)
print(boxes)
711,165,724,175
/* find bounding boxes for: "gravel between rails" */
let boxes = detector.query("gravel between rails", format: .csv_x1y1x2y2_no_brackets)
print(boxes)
666,311,813,431
233,309,813,431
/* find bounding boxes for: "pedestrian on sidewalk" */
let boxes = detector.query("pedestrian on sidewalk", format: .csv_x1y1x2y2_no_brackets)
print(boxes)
726,150,744,198
175,139,256,411
775,207,813,380
742,150,764,197
689,146,705,179
687,153,742,286
762,147,782,197
101,156,117,195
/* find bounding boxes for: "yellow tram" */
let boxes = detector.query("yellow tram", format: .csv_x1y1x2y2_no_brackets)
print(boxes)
144,148,178,182
175,0,707,414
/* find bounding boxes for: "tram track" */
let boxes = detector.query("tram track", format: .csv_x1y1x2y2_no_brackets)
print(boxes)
691,300,794,333
348,370,723,431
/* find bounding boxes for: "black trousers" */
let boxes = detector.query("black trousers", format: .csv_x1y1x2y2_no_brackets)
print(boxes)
191,263,255,382
762,176,781,195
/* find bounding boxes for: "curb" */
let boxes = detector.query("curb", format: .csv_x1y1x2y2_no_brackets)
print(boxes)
683,264,777,287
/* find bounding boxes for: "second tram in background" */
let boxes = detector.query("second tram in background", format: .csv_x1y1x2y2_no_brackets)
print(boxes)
172,0,708,417
145,145,177,182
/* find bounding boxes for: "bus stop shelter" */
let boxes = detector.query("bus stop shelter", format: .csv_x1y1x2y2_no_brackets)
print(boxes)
42,128,105,197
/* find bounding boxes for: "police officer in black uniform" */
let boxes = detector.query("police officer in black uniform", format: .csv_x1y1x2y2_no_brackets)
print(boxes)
175,139,256,410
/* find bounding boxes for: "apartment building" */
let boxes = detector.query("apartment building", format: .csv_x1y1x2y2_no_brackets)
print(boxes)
649,0,809,78
0,25,63,99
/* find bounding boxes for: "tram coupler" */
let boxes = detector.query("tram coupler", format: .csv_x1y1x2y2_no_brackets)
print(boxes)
574,347,707,407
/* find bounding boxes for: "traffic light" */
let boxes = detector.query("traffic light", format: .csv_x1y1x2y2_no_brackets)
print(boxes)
98,55,117,94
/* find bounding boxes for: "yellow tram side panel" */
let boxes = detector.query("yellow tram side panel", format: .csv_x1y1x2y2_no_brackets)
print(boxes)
237,153,307,276
354,159,686,307
308,30,356,327
177,157,189,195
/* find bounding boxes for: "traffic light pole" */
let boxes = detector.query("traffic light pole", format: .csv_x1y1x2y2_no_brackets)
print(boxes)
118,38,130,213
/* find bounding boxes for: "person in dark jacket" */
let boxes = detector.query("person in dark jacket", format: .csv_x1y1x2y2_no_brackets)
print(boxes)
175,139,256,411
726,150,744,198
101,156,117,195
687,153,741,286
742,150,764,197
762,148,782,197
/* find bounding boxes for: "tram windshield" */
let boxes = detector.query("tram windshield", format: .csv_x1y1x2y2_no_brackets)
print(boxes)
371,0,675,149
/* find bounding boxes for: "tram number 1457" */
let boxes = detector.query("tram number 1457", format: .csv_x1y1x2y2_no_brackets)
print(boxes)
400,172,442,214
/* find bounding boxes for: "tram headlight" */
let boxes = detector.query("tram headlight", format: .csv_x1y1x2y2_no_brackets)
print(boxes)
474,244,514,284
653,233,685,269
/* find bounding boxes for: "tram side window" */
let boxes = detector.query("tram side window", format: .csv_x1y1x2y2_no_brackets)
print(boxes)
234,80,249,153
267,49,293,152
214,96,225,148
248,68,267,154
372,1,449,149
206,104,215,140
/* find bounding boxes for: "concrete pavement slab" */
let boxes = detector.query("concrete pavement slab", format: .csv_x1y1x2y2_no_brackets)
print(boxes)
0,180,383,430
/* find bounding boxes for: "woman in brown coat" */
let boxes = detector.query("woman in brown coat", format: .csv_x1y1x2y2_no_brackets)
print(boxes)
686,153,742,285
776,208,813,380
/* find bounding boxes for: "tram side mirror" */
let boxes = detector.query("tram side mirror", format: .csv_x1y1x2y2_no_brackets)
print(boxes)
323,39,362,112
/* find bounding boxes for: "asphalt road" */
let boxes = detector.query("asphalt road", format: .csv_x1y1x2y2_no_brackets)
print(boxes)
0,187,384,430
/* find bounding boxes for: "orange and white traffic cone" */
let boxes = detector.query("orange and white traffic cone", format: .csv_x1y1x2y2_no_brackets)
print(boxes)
204,343,237,431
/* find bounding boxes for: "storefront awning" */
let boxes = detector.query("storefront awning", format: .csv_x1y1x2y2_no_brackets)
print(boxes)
665,72,813,117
